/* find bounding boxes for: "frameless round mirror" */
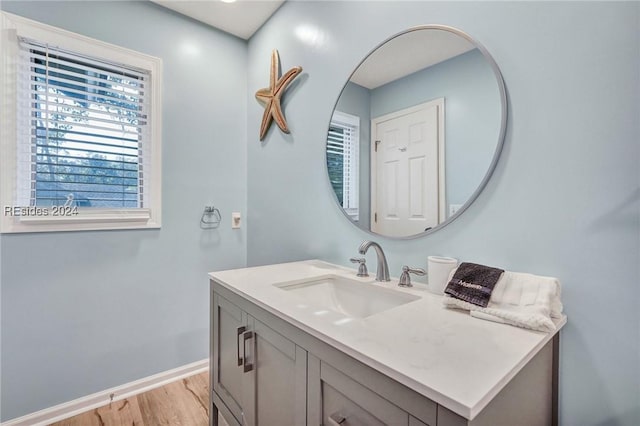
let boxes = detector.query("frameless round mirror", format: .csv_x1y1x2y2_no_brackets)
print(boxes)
326,25,507,238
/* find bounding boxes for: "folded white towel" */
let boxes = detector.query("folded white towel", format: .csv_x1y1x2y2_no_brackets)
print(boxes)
443,270,563,332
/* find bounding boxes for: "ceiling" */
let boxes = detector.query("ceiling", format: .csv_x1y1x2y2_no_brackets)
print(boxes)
151,0,285,40
351,29,475,90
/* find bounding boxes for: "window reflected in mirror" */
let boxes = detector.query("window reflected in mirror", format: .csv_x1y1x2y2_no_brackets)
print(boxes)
327,111,360,221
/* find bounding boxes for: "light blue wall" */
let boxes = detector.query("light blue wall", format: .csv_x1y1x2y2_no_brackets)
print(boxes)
0,1,247,421
247,2,639,426
371,49,501,212
335,81,371,230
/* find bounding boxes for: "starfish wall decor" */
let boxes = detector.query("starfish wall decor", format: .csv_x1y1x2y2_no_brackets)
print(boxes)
255,49,302,141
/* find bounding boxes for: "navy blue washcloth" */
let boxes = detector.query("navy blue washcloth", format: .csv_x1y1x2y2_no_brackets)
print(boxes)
444,262,505,308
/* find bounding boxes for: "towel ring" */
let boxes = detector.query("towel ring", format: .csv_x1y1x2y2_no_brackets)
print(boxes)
201,206,221,229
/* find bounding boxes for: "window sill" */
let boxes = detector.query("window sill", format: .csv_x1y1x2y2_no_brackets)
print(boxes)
1,208,160,233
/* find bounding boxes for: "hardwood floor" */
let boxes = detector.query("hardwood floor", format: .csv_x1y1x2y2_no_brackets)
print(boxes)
49,372,228,426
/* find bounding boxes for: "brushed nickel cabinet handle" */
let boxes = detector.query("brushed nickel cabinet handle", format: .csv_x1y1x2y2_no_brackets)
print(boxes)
243,331,254,373
236,326,246,367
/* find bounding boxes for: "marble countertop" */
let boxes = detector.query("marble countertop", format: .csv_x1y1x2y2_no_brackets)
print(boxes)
209,260,566,420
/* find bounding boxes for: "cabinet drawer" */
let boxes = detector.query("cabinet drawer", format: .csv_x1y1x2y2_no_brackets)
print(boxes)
321,362,408,426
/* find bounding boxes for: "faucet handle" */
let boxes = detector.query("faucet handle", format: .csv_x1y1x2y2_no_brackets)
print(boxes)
349,257,369,277
398,265,426,287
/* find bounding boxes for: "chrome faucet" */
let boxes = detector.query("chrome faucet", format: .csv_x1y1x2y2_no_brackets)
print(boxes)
358,241,390,282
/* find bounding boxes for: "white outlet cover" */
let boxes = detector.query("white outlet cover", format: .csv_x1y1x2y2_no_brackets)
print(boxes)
231,212,241,229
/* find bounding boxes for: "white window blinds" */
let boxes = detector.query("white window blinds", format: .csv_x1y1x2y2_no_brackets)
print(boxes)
327,111,359,220
16,37,151,209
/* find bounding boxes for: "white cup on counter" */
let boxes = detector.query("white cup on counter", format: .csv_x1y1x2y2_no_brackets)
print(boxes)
427,256,459,295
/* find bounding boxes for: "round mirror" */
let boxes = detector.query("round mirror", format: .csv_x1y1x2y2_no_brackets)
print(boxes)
325,25,507,238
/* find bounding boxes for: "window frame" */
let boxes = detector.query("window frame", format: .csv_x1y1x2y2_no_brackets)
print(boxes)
0,12,162,233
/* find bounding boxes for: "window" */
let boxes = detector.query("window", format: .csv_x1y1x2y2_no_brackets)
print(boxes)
1,12,162,233
327,111,359,221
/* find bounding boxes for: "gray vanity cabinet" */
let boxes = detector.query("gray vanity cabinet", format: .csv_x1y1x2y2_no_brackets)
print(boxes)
211,280,557,426
211,290,307,426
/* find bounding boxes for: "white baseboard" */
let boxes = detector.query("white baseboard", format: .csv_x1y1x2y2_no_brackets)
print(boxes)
2,359,209,426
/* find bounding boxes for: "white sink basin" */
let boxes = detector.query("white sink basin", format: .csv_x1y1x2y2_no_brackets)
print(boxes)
276,275,420,319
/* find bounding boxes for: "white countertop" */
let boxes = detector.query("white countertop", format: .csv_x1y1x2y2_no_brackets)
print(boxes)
209,260,566,420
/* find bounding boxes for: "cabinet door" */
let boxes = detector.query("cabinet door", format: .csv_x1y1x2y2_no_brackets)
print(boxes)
212,292,247,424
244,316,307,426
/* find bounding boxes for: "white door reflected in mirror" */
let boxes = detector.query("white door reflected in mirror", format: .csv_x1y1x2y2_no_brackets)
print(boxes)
371,99,444,237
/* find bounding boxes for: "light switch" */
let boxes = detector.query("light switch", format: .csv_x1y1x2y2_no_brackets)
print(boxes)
232,212,241,229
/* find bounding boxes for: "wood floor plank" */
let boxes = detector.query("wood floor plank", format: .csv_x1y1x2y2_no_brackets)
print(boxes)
137,377,209,426
182,372,210,417
48,372,210,426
